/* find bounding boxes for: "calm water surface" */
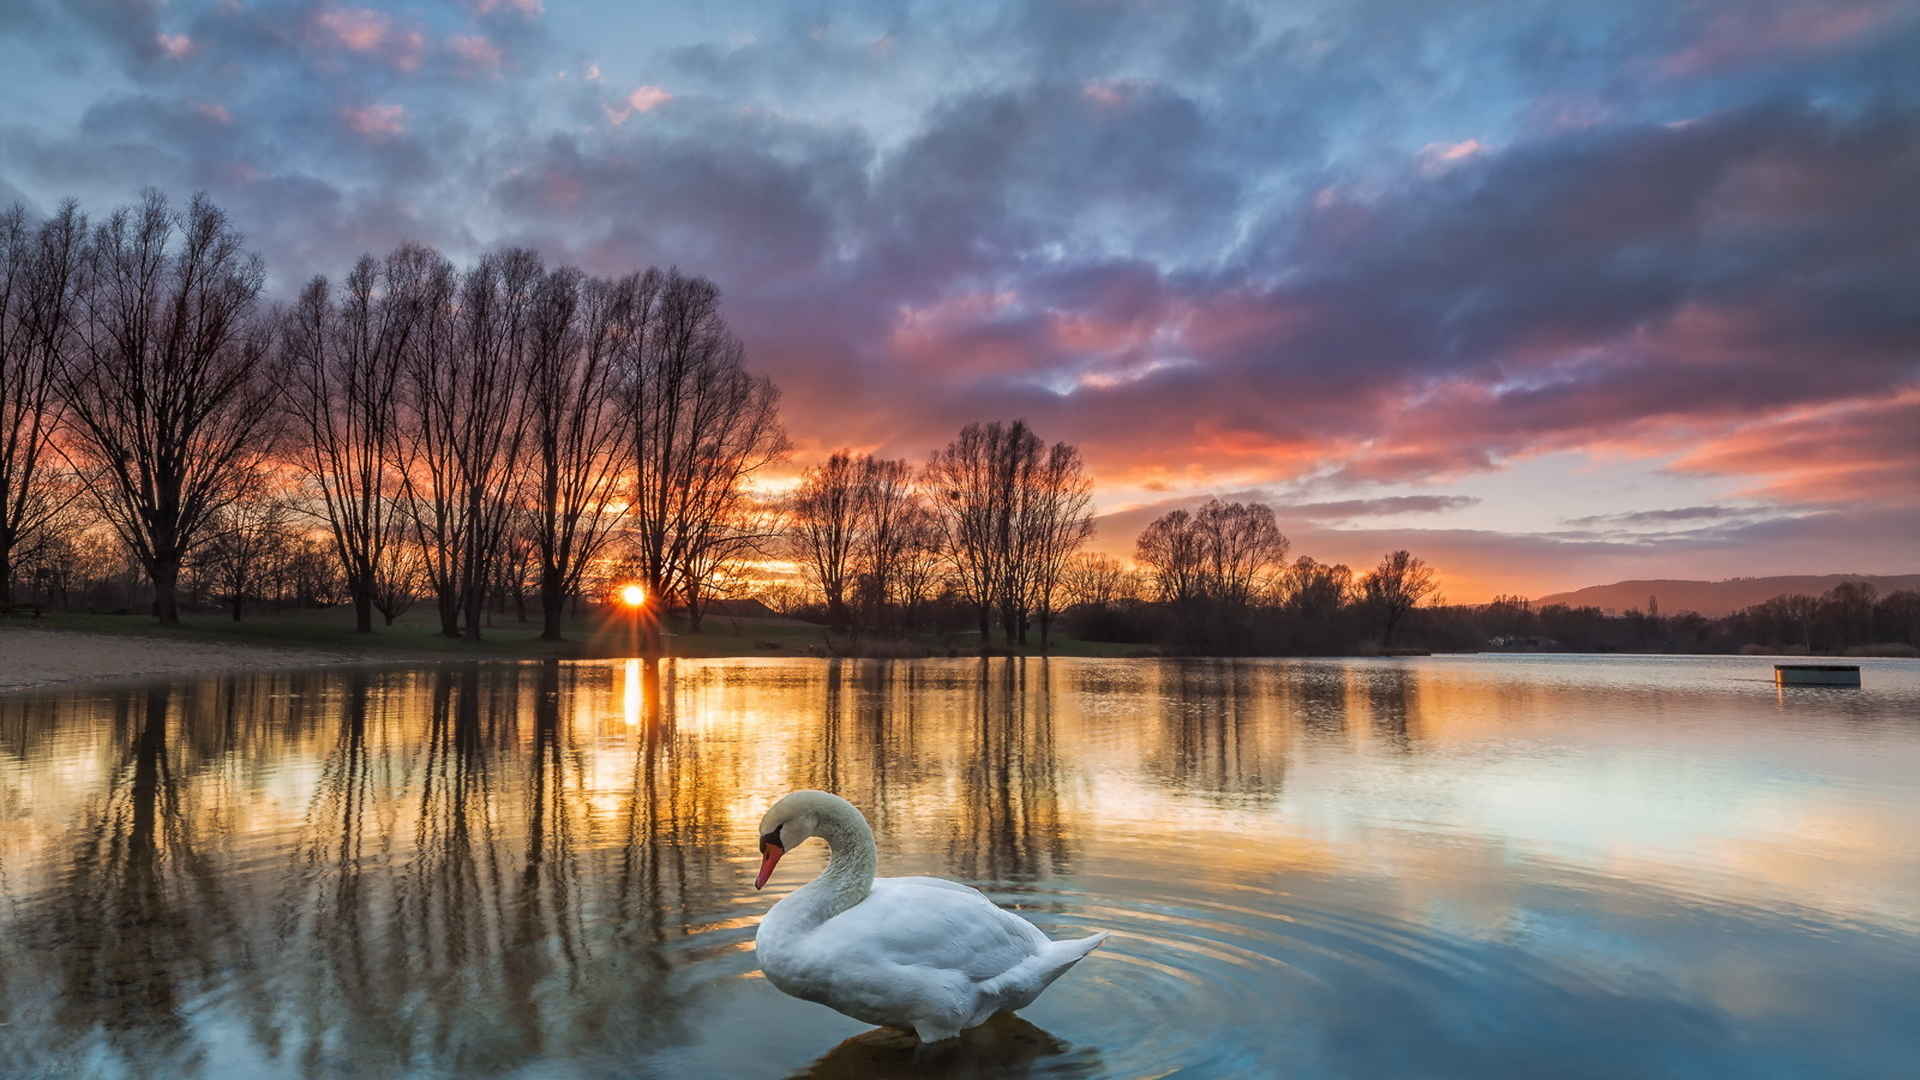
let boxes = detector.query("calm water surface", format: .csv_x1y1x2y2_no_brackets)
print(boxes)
2,654,1918,1078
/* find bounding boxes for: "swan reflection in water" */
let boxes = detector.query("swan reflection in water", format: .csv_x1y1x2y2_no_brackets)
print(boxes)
795,1014,1104,1079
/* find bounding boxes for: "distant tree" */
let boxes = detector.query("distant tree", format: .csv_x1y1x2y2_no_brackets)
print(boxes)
371,525,425,626
1061,552,1129,609
1135,508,1206,607
1361,550,1438,646
925,421,1029,643
1281,556,1352,617
1023,442,1094,648
0,201,85,611
1875,590,1920,647
858,456,917,626
55,191,279,625
892,503,946,628
199,487,289,621
756,582,809,617
1820,581,1877,651
1193,499,1288,612
790,450,864,628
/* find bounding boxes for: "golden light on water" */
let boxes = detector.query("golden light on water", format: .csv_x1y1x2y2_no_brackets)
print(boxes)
622,657,642,726
618,583,647,608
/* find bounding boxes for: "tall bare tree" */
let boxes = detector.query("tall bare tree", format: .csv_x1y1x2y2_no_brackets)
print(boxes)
858,456,917,626
56,191,277,624
790,450,863,628
0,201,85,610
926,420,1039,644
628,271,787,637
1022,441,1094,648
892,503,946,627
526,268,637,640
282,247,430,632
397,249,540,640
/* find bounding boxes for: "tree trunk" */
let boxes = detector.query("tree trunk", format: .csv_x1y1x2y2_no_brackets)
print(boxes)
464,585,485,642
352,580,374,633
231,593,244,621
438,588,461,638
0,545,13,612
539,568,566,642
152,556,182,626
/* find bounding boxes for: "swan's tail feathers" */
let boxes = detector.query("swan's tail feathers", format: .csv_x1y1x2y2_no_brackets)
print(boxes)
1032,931,1109,988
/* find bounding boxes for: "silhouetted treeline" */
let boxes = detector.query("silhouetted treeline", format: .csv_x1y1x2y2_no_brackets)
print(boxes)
2,190,787,637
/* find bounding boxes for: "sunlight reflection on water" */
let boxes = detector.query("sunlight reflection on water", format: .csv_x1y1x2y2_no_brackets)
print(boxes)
1,654,1917,1077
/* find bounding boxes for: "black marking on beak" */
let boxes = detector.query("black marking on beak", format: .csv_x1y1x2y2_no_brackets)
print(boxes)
760,828,782,851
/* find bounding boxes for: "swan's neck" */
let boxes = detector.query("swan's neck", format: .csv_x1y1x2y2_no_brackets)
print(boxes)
795,806,875,922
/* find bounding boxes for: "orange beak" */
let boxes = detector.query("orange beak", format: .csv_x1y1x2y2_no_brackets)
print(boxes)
755,842,785,890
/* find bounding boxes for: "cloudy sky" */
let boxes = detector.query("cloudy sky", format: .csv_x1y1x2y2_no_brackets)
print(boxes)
4,0,1916,600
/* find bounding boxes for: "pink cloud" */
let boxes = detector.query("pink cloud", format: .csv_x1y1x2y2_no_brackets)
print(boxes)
604,85,673,125
194,102,234,125
1417,138,1487,175
449,34,504,74
470,0,543,13
1672,391,1920,505
156,33,193,59
313,8,390,52
1661,2,1904,78
342,103,407,139
1081,80,1140,107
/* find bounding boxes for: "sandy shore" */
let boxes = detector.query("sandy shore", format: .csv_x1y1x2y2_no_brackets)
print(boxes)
0,627,391,693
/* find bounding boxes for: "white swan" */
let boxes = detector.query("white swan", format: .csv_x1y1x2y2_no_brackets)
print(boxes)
752,790,1108,1042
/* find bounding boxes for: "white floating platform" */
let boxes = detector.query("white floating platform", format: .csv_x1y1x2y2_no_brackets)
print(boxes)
1774,664,1861,687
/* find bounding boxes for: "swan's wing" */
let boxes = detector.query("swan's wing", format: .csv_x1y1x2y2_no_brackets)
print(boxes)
820,878,1048,982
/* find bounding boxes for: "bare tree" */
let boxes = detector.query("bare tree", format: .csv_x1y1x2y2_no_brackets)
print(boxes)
1361,549,1437,646
1280,555,1351,617
1195,499,1288,611
0,202,85,610
198,486,289,621
56,191,277,624
1136,499,1287,617
926,420,1040,645
1061,552,1129,609
1135,508,1206,606
371,524,425,626
628,271,787,638
1022,441,1094,648
790,450,863,628
857,456,916,627
282,247,429,632
892,503,946,629
526,268,635,640
397,249,540,640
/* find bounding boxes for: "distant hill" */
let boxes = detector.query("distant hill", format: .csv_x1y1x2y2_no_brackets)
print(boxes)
1534,575,1920,617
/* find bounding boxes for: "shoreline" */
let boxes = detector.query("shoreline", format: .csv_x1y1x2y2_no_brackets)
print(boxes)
0,626,434,695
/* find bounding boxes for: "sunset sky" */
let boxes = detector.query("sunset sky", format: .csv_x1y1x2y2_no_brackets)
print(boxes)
3,0,1915,601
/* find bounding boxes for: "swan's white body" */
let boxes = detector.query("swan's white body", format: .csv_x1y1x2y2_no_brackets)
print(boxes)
752,791,1107,1042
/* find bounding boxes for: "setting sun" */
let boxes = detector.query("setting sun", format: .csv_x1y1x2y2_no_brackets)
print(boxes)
618,584,647,608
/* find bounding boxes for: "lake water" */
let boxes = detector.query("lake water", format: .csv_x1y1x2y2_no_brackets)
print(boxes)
2,654,1918,1078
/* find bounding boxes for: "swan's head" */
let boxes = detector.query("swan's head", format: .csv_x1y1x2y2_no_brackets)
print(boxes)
754,790,859,889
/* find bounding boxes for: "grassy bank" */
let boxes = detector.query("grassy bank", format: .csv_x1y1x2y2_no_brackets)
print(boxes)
4,607,1145,661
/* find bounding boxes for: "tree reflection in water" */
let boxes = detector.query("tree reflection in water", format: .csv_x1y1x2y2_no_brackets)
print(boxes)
0,656,1262,1075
